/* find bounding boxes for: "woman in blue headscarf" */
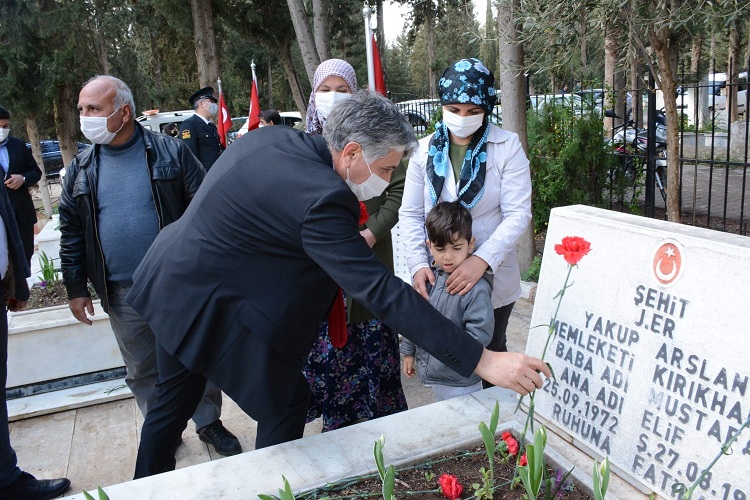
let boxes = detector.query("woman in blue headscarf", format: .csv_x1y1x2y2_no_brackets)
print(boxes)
399,58,532,387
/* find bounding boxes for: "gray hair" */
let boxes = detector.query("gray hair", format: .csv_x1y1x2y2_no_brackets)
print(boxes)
84,75,136,113
323,90,417,163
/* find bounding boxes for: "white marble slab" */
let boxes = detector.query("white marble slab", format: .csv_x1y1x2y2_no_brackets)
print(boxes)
62,387,643,500
8,379,131,422
7,302,122,388
526,205,750,498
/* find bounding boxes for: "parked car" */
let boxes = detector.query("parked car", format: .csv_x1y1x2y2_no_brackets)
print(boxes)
135,109,196,134
25,140,88,181
235,111,302,139
395,99,440,134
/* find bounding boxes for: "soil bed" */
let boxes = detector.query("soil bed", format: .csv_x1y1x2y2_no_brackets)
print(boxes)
298,443,592,500
26,281,98,310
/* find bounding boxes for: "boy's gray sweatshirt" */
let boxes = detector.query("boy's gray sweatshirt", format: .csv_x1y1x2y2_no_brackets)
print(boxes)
400,268,495,387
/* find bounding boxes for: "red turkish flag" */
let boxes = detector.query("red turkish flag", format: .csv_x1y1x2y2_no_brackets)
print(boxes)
372,34,386,96
216,91,232,148
247,77,261,132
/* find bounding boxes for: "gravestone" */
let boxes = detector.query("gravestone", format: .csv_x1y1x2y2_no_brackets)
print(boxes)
525,205,750,499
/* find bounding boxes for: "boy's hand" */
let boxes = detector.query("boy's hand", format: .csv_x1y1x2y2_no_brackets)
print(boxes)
403,356,416,377
411,267,435,300
446,255,489,296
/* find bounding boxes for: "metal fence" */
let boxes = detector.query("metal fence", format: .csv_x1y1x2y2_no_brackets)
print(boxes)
605,62,749,236
391,68,750,236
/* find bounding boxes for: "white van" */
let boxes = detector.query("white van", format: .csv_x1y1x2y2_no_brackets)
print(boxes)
707,72,748,114
135,110,196,134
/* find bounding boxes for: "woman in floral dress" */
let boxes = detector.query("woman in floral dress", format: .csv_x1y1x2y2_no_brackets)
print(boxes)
301,58,408,431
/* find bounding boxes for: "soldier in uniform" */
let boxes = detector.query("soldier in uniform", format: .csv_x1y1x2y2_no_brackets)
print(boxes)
179,87,224,170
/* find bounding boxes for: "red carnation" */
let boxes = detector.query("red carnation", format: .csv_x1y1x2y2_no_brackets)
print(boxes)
438,473,463,499
519,453,528,466
358,201,369,225
554,236,591,265
501,431,519,456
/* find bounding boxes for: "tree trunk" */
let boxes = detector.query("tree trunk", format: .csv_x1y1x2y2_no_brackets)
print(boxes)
149,28,164,107
728,24,741,123
267,59,274,108
94,17,110,74
649,25,681,223
689,35,702,75
498,0,534,273
630,55,643,128
25,115,53,217
426,0,436,98
312,0,331,61
54,85,79,172
190,0,220,89
376,0,386,74
287,0,320,86
279,40,308,116
577,12,588,74
604,28,625,133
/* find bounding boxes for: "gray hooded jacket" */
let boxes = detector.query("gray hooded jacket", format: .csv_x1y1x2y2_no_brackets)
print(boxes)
401,268,494,387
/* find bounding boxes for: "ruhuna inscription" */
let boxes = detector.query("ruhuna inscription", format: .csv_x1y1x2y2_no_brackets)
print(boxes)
526,205,750,499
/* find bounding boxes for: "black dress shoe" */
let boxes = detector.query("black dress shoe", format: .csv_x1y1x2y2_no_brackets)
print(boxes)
0,471,71,500
197,419,242,457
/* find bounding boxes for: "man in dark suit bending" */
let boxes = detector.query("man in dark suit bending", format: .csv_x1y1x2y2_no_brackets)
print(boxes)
128,91,550,478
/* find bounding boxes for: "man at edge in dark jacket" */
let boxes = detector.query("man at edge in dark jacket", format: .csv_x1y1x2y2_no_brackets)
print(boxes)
58,75,241,458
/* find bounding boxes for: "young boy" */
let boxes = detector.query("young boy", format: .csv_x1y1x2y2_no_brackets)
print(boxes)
401,201,495,401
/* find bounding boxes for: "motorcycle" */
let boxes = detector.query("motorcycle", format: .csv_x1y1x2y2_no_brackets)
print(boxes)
606,109,668,202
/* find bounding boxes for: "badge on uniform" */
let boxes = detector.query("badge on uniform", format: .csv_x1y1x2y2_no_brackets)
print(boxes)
181,130,191,139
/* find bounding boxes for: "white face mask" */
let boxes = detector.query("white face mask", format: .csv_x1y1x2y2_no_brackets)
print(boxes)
442,109,484,139
207,102,219,117
315,91,352,120
0,128,8,142
80,107,124,145
345,154,390,201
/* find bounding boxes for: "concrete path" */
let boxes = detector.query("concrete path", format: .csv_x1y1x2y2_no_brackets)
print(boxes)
10,300,535,497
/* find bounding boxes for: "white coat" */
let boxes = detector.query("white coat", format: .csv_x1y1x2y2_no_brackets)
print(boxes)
399,124,532,308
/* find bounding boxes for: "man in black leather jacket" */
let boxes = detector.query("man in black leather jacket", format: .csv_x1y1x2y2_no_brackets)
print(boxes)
59,75,241,458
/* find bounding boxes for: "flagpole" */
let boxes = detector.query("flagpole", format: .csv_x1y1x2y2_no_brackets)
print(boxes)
363,4,375,91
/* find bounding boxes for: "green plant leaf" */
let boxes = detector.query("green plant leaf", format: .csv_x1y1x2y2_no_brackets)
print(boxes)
374,435,386,481
97,486,110,500
489,401,499,434
382,465,396,500
82,492,96,500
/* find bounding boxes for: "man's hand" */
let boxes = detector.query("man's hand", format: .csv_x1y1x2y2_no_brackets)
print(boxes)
446,255,489,296
4,174,25,190
69,296,95,325
360,228,377,248
474,350,551,396
411,267,435,300
402,355,416,378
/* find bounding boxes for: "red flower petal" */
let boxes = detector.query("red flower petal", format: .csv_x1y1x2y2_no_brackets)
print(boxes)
438,473,463,499
554,236,591,265
519,453,528,466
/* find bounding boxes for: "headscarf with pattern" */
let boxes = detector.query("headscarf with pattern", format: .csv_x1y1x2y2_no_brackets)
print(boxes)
426,58,496,209
305,59,358,135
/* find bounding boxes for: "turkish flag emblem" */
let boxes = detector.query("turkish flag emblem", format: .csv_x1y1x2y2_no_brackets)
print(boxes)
652,241,683,286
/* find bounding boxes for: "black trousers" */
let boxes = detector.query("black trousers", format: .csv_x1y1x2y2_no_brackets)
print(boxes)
481,302,515,389
0,293,21,488
134,335,310,479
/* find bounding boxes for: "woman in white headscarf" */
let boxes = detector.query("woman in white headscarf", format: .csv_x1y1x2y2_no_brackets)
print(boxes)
302,59,408,431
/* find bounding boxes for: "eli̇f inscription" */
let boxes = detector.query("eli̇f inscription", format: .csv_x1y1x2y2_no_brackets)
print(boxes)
526,206,750,499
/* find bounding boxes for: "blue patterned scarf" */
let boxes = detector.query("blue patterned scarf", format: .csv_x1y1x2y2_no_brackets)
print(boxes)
426,58,495,209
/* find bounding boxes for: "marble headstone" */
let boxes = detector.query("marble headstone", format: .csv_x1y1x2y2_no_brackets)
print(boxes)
525,205,750,498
